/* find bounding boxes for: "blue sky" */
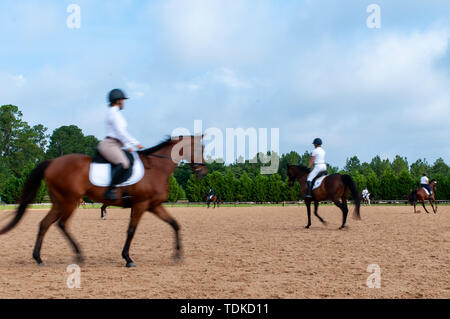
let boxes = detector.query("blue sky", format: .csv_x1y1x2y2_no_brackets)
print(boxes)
1,0,450,168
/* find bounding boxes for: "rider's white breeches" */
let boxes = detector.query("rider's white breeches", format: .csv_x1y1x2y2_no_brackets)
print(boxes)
307,164,327,182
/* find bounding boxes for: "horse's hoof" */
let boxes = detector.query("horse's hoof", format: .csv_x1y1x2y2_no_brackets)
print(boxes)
339,226,346,230
75,255,85,265
37,262,45,267
126,262,136,268
173,251,183,262
304,225,310,229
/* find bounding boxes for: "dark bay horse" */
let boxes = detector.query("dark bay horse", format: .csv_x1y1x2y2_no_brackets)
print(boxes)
0,136,207,267
408,179,438,214
206,194,222,208
287,165,361,229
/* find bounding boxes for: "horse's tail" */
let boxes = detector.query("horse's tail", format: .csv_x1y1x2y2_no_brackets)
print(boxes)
342,174,361,220
0,160,52,235
408,190,417,205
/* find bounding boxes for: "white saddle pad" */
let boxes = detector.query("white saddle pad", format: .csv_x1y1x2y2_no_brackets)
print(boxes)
313,176,327,190
89,152,145,187
422,187,430,195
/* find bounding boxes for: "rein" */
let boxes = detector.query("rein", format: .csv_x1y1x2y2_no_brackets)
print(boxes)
146,153,206,166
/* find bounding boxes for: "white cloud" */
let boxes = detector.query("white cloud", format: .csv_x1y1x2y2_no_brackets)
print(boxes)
126,81,151,99
176,67,253,91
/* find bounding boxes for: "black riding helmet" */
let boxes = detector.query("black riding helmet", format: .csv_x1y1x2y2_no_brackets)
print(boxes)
108,89,128,104
313,138,322,146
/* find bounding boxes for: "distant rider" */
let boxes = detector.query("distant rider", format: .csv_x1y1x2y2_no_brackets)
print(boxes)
305,138,327,198
207,187,215,201
362,188,370,200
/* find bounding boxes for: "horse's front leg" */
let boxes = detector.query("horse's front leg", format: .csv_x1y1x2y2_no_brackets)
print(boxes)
305,199,312,229
429,198,437,214
150,204,182,260
121,201,147,268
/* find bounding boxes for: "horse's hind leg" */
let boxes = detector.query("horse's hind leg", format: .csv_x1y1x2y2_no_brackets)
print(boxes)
313,201,327,225
57,204,83,264
333,199,348,229
33,206,61,266
150,204,182,260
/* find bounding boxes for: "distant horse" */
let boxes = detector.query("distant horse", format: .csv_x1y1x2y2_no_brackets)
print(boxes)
206,194,222,208
362,193,375,205
0,136,207,267
408,179,438,214
287,165,361,229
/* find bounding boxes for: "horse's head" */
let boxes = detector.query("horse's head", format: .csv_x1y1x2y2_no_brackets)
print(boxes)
430,179,437,189
171,135,208,179
139,135,208,179
287,164,310,187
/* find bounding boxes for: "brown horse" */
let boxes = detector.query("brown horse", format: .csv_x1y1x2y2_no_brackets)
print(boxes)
287,165,361,229
408,179,438,214
206,194,222,208
0,135,207,267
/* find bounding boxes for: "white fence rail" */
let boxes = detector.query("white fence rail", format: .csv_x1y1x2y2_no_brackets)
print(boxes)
1,200,450,208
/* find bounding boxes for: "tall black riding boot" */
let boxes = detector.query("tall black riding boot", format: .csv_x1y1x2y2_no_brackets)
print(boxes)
104,164,125,200
305,181,313,198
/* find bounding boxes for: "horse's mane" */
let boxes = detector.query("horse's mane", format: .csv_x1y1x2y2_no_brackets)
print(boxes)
288,164,311,174
138,136,174,155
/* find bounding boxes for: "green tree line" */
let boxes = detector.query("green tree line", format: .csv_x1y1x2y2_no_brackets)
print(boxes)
1,104,449,203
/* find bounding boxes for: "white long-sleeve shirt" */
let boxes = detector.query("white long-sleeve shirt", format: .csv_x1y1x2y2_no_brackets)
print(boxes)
105,106,140,149
311,147,326,165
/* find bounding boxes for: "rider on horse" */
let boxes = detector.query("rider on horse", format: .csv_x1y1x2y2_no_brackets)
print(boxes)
305,138,327,198
207,186,215,201
420,173,433,199
98,89,144,200
362,187,370,200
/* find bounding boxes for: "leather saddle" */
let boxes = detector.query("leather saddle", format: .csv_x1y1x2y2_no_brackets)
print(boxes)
311,170,328,188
